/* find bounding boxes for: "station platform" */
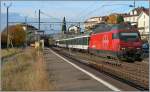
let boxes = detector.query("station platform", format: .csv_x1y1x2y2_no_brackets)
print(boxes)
43,47,119,91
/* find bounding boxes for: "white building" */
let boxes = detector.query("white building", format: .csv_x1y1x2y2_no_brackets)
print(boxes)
84,16,107,31
138,10,149,40
124,7,148,26
68,25,80,34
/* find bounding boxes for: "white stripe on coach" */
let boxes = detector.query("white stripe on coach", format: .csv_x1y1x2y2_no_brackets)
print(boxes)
49,48,121,91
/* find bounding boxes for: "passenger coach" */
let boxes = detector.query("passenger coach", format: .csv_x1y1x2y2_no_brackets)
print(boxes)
56,22,143,61
56,34,90,50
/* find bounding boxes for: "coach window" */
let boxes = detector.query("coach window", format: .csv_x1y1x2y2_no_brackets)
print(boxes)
76,39,77,45
71,39,73,45
83,37,85,45
79,38,81,45
77,38,80,45
75,39,77,45
73,39,75,45
85,37,87,45
70,40,72,45
78,38,80,45
80,38,82,45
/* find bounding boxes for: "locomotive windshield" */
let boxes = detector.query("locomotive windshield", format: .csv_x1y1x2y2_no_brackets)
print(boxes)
119,32,139,41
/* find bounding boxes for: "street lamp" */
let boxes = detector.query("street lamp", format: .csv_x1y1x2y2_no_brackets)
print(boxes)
4,2,12,49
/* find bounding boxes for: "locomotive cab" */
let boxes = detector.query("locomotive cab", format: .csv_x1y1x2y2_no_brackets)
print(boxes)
112,23,143,61
117,32,143,61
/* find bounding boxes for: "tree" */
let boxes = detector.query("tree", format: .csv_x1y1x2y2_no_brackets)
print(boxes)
61,17,67,34
117,15,124,23
107,15,117,24
1,25,26,47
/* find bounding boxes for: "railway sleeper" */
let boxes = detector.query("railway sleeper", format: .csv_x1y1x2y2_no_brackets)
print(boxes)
91,63,148,89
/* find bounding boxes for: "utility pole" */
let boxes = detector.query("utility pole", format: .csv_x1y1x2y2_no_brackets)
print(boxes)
39,9,40,32
133,0,136,8
25,16,27,23
38,9,41,55
25,16,27,47
4,3,12,49
78,22,80,34
6,7,9,48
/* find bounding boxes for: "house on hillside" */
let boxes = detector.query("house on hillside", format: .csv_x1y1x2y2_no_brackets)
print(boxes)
137,10,149,40
124,7,149,26
68,25,80,34
84,16,108,31
20,23,39,44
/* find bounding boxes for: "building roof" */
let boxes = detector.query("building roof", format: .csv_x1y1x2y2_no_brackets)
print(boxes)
89,16,101,19
84,16,108,23
143,9,149,16
124,7,149,17
123,14,138,17
21,23,38,31
133,7,148,15
138,9,149,20
89,15,108,19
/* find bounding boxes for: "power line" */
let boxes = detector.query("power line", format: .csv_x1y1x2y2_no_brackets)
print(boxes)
99,5,129,16
40,10,62,21
80,5,105,21
78,3,116,21
80,3,133,21
77,1,114,21
74,1,99,21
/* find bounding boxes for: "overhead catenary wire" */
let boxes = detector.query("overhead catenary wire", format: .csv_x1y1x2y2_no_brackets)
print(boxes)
80,3,132,21
77,1,113,21
40,10,62,22
100,5,130,16
74,1,99,21
80,5,106,21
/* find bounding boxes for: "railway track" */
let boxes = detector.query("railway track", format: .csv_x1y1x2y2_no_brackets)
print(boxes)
51,47,149,91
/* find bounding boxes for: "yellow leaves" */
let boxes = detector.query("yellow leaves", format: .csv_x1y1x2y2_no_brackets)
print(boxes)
1,24,26,46
107,15,118,24
107,15,124,24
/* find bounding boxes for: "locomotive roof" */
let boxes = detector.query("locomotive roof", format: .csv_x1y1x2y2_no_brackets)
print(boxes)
92,22,133,34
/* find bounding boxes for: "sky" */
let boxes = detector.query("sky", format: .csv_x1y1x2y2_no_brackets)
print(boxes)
0,0,149,34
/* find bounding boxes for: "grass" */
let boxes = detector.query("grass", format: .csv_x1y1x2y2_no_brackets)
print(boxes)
1,47,54,91
1,48,22,58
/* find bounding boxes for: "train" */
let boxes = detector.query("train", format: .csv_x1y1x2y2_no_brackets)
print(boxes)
55,22,143,61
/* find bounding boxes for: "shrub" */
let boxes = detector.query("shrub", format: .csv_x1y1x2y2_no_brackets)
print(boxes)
1,25,26,47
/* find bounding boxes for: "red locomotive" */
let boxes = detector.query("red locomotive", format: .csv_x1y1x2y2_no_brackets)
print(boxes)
56,22,143,61
89,23,143,61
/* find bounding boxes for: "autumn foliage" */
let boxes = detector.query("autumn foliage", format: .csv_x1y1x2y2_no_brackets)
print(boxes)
107,14,124,24
1,24,26,47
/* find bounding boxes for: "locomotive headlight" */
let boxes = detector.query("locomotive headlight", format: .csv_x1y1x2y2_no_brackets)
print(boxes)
121,48,125,50
136,48,141,50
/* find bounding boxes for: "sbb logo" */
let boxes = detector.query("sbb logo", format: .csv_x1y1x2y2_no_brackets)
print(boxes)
102,35,109,49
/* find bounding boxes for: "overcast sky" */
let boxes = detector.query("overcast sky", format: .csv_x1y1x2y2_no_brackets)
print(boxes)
1,0,149,33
